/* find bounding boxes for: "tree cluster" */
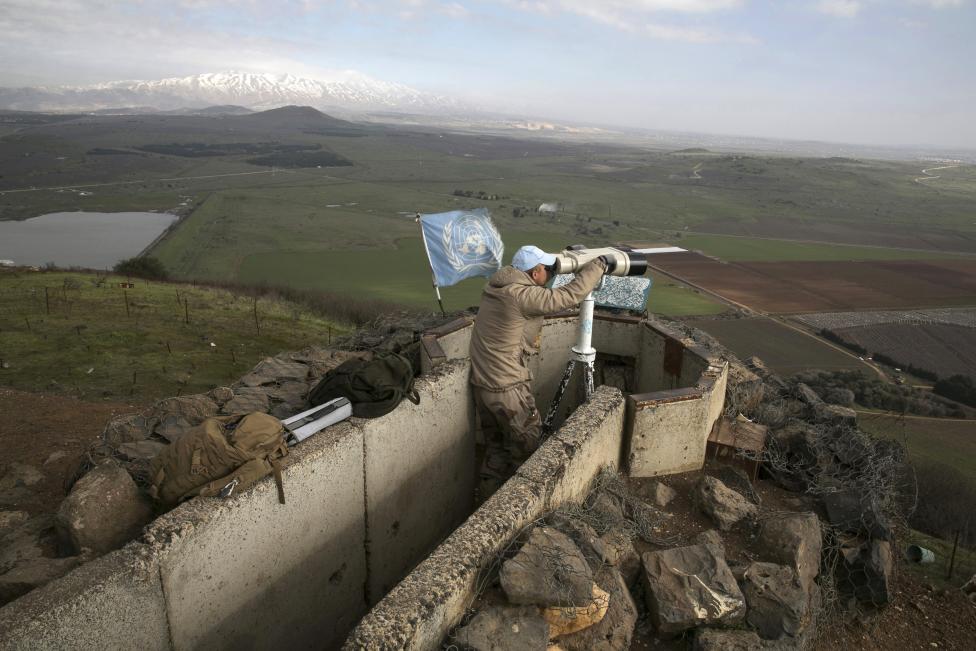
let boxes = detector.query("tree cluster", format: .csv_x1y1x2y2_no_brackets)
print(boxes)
793,370,965,418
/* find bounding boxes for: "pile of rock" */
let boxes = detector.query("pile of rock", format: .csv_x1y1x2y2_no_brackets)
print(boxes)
0,345,369,607
746,359,901,609
453,472,827,650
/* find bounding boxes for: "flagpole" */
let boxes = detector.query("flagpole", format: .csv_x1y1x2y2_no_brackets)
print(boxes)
416,212,447,316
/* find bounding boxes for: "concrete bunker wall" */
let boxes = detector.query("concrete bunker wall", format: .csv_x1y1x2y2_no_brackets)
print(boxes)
345,386,627,650
0,359,475,651
355,314,729,649
1,313,727,651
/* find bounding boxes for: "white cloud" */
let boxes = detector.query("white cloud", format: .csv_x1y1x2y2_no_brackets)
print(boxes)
509,0,753,43
815,0,862,17
910,0,965,7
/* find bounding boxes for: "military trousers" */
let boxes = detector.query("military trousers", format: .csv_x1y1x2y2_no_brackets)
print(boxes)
473,383,542,498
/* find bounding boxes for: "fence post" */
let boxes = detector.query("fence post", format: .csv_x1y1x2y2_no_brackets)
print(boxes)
947,530,960,581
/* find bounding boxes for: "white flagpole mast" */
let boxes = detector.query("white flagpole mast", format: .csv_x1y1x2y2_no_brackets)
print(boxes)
416,212,447,316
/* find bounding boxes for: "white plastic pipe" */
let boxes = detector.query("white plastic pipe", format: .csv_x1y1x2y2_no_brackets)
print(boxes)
572,292,596,363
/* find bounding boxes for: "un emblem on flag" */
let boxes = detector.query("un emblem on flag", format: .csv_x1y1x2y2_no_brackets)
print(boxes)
442,213,503,274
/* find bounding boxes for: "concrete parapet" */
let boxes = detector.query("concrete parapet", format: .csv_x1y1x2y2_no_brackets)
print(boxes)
146,421,367,651
343,386,626,651
0,544,169,650
363,359,475,602
627,387,711,477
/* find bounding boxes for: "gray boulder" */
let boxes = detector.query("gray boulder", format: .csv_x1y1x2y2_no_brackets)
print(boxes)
765,423,829,492
453,605,549,651
641,543,746,635
712,465,761,505
209,386,234,404
693,529,726,559
500,527,594,607
560,567,637,651
147,394,218,442
650,481,677,508
116,440,167,461
265,381,308,407
794,383,823,407
757,512,822,593
589,490,626,525
839,538,894,605
0,557,80,605
102,414,150,446
55,461,152,555
240,357,309,387
741,562,812,640
222,387,271,414
814,402,857,426
0,515,56,573
822,489,893,541
694,476,757,531
0,463,44,491
596,529,641,587
725,361,765,415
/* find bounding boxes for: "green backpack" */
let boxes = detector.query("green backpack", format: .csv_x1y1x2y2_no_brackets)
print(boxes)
308,350,420,418
149,412,288,510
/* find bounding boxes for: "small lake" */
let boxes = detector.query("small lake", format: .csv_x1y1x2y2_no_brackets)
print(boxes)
0,211,176,269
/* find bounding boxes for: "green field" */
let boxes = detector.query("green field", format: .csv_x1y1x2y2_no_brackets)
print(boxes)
0,270,346,401
3,109,976,316
858,412,976,482
237,230,726,315
677,233,972,262
687,316,870,375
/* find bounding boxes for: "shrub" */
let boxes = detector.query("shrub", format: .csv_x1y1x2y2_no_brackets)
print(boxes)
113,256,169,280
933,375,976,408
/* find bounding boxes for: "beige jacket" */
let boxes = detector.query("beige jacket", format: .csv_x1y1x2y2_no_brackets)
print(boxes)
469,260,606,391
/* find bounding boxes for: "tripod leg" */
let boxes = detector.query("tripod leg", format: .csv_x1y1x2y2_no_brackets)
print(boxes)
583,361,594,400
543,360,576,435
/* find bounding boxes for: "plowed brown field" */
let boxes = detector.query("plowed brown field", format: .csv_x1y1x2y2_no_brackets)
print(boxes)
651,253,976,313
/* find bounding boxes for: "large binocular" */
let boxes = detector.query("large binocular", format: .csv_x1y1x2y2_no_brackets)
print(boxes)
552,245,648,277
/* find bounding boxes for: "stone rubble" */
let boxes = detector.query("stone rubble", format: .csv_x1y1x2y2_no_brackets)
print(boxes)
55,460,153,555
500,527,595,608
642,543,747,635
693,475,758,531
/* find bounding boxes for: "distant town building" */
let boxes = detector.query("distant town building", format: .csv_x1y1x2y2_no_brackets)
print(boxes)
0,260,15,267
537,202,558,214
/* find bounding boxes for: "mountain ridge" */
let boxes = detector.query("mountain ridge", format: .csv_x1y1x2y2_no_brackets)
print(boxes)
0,71,463,115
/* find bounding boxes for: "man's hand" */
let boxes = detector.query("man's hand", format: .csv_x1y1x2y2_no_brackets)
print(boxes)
596,255,616,274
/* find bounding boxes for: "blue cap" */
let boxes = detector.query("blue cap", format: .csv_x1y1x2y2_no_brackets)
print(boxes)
512,245,557,271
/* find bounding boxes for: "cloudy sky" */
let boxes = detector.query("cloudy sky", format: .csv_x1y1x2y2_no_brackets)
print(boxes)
1,0,973,148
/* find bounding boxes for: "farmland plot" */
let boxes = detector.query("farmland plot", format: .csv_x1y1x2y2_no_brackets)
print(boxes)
795,308,976,330
836,323,976,379
687,316,870,375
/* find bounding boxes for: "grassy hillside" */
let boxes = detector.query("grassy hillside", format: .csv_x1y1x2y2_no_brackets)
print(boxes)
858,412,976,483
2,110,975,314
0,269,349,401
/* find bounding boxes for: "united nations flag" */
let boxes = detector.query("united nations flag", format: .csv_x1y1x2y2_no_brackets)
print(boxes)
419,208,504,287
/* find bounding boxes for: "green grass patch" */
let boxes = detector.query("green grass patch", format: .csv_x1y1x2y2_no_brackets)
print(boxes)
901,529,976,590
0,270,347,402
238,229,724,316
677,233,971,262
858,412,976,483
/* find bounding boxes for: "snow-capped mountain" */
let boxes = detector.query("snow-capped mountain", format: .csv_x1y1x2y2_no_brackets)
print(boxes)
0,71,463,114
